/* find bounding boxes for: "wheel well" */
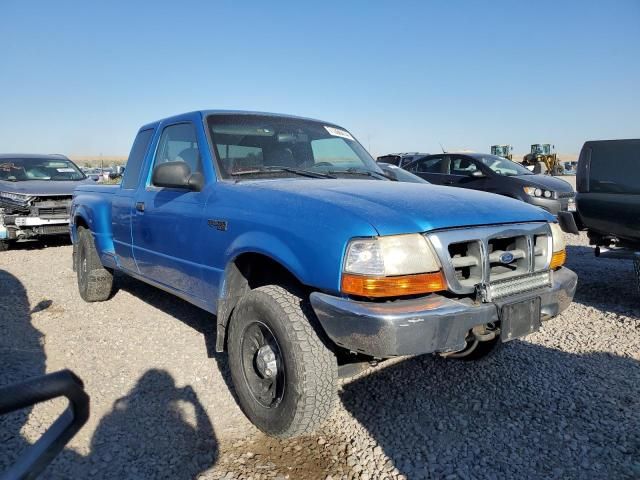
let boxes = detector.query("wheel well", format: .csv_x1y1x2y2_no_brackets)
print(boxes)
75,216,89,231
216,253,305,352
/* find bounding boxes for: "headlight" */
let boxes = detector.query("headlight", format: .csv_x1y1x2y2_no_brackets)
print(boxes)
523,186,554,198
0,191,33,204
342,234,445,297
549,223,566,269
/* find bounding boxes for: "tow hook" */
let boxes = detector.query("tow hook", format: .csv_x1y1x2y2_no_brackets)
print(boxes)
472,324,499,342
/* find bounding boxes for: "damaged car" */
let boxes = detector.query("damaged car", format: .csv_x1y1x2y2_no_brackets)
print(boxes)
0,154,92,250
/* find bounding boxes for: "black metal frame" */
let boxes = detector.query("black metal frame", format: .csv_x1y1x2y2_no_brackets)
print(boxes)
0,370,89,480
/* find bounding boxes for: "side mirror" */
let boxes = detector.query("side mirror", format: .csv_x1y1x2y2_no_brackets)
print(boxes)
152,161,204,191
471,170,485,178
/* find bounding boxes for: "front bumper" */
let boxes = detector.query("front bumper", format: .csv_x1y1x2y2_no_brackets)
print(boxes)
0,215,70,239
310,267,577,358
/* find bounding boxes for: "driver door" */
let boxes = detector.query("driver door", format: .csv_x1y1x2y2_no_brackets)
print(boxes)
131,122,208,298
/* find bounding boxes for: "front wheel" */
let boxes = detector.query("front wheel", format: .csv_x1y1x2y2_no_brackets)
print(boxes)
227,285,338,438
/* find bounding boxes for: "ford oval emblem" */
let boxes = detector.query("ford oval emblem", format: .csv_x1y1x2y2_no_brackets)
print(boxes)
500,252,515,264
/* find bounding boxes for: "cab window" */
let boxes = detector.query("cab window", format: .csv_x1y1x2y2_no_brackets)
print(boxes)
152,123,202,186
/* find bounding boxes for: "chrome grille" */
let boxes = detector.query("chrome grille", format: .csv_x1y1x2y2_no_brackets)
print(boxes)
427,222,553,296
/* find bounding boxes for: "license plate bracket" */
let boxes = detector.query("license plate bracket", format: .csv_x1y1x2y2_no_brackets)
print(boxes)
500,298,542,342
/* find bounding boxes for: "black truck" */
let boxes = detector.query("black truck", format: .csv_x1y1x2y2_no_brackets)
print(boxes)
575,139,640,288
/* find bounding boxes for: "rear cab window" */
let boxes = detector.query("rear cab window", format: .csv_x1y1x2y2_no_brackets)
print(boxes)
122,129,154,189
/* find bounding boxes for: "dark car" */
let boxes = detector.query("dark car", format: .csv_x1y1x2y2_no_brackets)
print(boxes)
377,152,429,168
0,154,92,250
576,139,640,250
404,152,576,215
377,162,429,183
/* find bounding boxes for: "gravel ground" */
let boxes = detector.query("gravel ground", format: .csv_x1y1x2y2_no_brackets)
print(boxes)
1,232,638,479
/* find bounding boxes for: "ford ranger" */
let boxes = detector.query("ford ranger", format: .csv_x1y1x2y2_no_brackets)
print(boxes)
70,111,577,438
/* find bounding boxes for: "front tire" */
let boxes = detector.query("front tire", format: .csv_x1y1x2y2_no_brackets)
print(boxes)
227,285,338,438
76,227,113,302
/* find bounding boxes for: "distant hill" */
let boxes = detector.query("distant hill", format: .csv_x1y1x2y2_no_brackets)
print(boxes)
69,156,127,167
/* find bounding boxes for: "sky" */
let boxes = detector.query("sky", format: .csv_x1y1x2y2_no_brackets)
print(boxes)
1,0,638,158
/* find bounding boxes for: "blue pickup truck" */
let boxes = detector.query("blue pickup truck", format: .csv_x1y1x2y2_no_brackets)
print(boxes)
71,111,577,438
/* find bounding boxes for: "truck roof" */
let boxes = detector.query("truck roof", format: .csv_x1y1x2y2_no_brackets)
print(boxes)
139,110,340,132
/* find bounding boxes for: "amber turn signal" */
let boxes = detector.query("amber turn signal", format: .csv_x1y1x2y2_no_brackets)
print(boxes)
341,271,446,298
550,249,566,269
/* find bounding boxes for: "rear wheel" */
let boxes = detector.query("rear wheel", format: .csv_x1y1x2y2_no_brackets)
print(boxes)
227,285,337,438
0,240,9,252
76,227,113,302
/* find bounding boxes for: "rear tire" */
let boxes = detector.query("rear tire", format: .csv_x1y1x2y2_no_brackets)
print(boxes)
227,285,337,438
76,227,113,302
0,240,9,252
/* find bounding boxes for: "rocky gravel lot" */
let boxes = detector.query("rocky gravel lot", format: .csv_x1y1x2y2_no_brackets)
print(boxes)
1,232,639,479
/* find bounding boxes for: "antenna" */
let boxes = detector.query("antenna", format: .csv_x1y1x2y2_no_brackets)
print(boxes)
439,143,446,153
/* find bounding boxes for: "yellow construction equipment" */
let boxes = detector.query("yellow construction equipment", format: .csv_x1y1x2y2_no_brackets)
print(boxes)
522,144,563,175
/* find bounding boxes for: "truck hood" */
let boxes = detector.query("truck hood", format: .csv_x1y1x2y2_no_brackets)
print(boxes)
0,178,94,196
247,179,554,235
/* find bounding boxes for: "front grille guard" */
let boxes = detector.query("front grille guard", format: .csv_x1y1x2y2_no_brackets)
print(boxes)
426,222,553,298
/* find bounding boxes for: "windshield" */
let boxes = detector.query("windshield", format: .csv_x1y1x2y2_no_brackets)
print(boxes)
0,157,85,182
474,154,533,176
207,114,383,180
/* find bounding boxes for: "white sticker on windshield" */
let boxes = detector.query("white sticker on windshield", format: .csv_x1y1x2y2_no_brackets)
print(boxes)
56,168,75,173
324,126,354,141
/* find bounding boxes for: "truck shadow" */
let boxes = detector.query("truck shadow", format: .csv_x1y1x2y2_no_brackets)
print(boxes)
339,343,640,479
114,274,239,406
565,244,639,315
115,273,218,357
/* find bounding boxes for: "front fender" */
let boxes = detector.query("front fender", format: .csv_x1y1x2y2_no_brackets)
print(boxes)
223,230,309,287
71,200,114,256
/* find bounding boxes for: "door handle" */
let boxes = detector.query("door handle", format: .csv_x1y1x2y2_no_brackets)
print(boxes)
135,202,145,212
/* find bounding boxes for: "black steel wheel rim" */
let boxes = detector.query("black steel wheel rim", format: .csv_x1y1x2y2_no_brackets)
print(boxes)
240,321,285,408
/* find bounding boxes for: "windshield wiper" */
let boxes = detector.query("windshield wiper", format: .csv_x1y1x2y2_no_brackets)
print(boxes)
231,166,336,179
326,167,391,180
